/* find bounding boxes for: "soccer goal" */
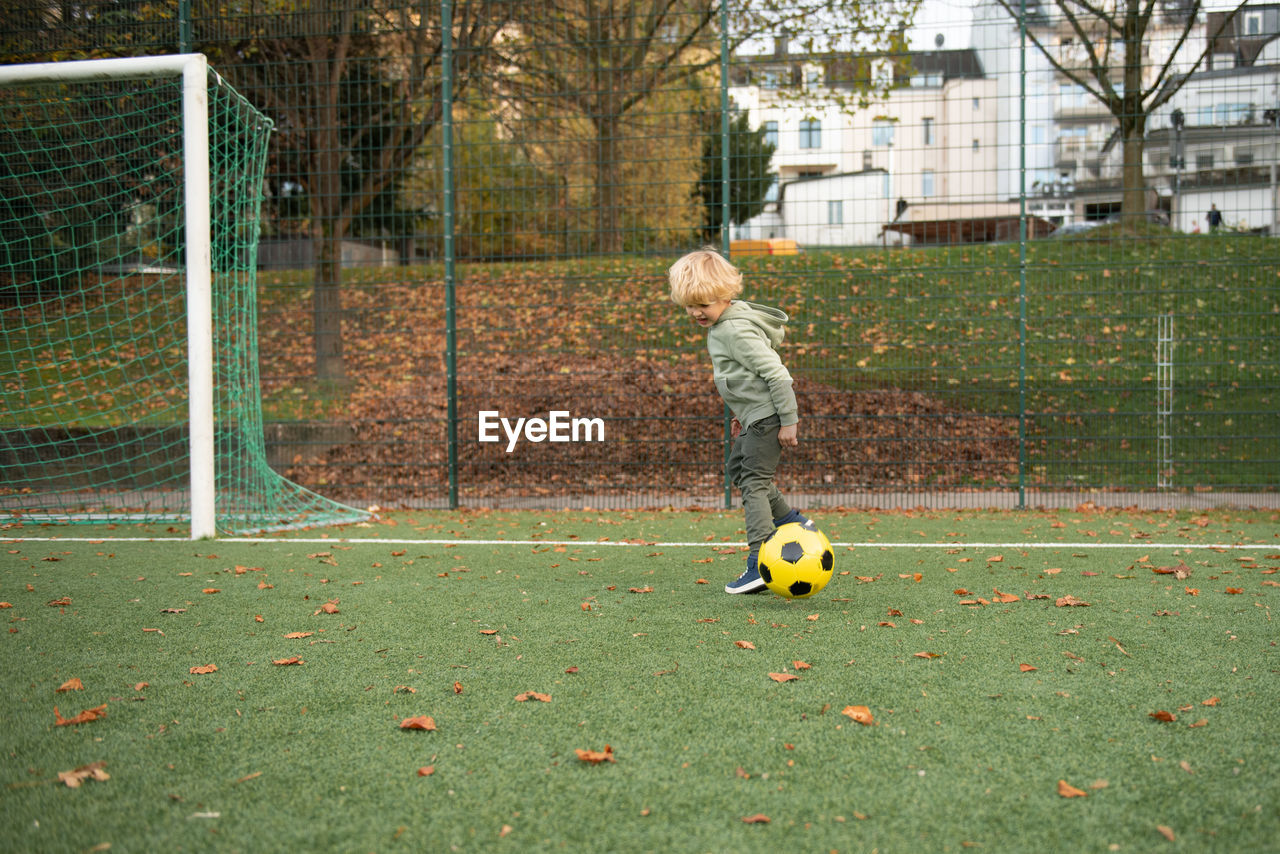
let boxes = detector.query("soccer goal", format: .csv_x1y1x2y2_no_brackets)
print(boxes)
0,54,369,537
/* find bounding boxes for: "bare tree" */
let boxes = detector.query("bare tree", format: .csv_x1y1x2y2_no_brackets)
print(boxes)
991,0,1249,218
204,0,513,382
492,0,919,254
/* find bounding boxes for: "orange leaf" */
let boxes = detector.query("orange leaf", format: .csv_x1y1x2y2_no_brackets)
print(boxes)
417,765,435,777
1055,595,1090,607
272,657,304,666
283,631,313,639
629,586,654,593
189,664,218,675
202,588,220,594
1201,696,1220,706
1156,825,1176,842
993,589,1020,603
842,705,875,725
1224,587,1243,595
56,677,84,693
453,681,464,694
515,691,551,702
1184,587,1199,596
1019,663,1037,672
734,640,756,650
792,661,812,670
319,600,340,614
741,814,771,824
1057,780,1088,798
768,672,800,682
1149,710,1177,722
575,744,615,764
914,651,941,659
54,704,107,726
57,761,109,788
400,715,437,731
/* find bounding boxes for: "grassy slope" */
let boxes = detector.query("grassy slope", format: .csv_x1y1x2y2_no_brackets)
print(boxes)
2,508,1277,852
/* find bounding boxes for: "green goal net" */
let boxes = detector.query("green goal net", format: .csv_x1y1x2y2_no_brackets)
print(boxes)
0,55,370,536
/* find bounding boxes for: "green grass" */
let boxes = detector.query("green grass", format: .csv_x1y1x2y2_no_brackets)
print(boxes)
3,508,1278,852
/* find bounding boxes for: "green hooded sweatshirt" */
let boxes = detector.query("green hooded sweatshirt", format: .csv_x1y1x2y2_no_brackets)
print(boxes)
706,300,797,429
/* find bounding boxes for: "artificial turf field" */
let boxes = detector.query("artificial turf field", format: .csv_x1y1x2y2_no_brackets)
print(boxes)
2,507,1277,853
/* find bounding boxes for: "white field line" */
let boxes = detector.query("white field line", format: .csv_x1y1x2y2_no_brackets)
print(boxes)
2,536,1276,550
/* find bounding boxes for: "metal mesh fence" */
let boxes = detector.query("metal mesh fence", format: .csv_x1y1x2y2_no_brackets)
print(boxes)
2,0,1276,510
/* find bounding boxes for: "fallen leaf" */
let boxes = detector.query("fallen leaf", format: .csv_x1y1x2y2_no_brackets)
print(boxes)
1201,696,1220,706
1156,825,1176,841
1019,663,1037,672
56,678,85,693
575,744,615,764
992,589,1020,603
629,586,654,594
283,631,313,639
58,761,109,788
46,597,71,607
54,704,108,726
1224,587,1244,595
202,588,220,594
1149,710,1177,723
792,661,812,670
515,691,551,702
734,640,756,650
417,765,435,776
768,672,800,682
1055,595,1090,607
189,664,218,675
318,600,340,614
272,657,304,666
913,651,941,659
1057,780,1088,798
400,715,437,731
1152,563,1193,579
842,705,875,725
741,814,771,824
453,681,464,694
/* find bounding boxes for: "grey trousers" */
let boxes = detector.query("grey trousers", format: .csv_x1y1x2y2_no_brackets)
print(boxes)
726,414,792,549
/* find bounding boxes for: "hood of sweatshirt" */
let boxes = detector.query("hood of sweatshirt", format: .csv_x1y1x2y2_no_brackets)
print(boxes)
715,300,788,347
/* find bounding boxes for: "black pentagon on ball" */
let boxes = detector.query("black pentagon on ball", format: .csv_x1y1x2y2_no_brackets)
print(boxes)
788,580,813,597
759,561,773,583
820,549,834,572
779,540,805,564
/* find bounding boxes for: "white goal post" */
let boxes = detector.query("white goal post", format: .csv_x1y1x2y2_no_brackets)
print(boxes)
0,54,216,537
0,55,369,538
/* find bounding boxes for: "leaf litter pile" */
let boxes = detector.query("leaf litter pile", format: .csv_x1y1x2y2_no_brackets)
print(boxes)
260,269,1017,503
1,507,1277,851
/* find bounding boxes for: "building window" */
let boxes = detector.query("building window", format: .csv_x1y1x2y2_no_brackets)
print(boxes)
882,172,891,199
828,200,843,225
759,69,780,89
922,170,935,198
1244,11,1262,35
799,118,821,149
762,121,778,148
863,150,873,170
922,117,934,146
872,119,895,146
973,97,981,111
972,138,980,151
1196,153,1214,170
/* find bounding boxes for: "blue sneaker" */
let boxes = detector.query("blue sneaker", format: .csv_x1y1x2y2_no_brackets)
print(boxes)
725,550,768,594
773,509,817,531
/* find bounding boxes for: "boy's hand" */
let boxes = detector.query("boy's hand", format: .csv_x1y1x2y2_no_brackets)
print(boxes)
730,417,741,439
778,423,798,447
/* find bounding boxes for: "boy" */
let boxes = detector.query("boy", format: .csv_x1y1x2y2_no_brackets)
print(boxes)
668,247,814,594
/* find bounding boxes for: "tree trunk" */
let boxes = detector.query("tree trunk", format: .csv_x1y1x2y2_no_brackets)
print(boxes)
1121,120,1147,220
594,114,622,254
313,223,346,382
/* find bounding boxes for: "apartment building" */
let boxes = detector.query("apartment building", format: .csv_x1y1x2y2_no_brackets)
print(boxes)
728,44,1014,246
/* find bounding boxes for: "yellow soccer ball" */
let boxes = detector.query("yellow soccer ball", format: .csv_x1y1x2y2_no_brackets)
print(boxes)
758,523,835,599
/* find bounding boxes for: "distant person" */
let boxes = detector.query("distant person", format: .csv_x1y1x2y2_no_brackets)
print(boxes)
1206,204,1223,233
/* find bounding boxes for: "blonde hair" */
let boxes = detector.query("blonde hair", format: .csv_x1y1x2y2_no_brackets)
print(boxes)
668,247,743,306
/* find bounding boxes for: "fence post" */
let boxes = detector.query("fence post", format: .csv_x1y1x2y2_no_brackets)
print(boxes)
720,0,733,511
442,0,459,509
1016,0,1029,509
